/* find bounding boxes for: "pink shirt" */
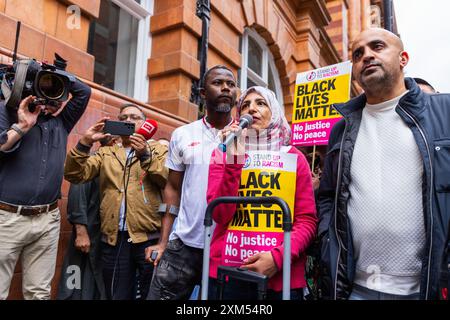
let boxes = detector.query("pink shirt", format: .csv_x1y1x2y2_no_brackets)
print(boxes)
206,147,317,291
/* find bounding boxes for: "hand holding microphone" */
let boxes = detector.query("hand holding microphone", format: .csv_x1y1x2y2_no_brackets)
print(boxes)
130,119,158,158
219,114,253,153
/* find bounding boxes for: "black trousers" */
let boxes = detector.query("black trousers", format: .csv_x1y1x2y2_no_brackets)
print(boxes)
147,238,203,300
102,232,157,300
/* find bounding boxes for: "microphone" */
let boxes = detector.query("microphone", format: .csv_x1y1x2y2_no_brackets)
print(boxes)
219,114,253,152
136,119,158,140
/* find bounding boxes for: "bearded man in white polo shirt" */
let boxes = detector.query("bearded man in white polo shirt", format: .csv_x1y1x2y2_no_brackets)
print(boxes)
146,65,238,300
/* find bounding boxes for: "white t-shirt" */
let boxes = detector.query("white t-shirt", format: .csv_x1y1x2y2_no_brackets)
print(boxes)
167,117,229,248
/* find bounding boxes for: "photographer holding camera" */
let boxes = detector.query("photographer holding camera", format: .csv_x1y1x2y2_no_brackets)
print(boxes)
0,62,91,299
64,104,168,300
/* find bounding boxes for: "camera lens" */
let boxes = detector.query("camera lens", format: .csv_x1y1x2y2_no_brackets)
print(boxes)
37,73,65,100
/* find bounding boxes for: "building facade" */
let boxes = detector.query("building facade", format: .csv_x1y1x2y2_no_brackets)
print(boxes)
0,0,391,299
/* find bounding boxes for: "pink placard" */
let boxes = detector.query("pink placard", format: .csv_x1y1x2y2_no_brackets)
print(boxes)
221,230,283,266
291,118,342,146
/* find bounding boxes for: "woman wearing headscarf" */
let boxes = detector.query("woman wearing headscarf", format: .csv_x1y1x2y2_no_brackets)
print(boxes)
206,86,317,300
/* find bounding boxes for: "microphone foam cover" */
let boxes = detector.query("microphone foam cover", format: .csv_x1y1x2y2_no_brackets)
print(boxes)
240,114,253,127
136,119,158,140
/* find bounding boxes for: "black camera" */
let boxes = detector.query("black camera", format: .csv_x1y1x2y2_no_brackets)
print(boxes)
0,53,75,112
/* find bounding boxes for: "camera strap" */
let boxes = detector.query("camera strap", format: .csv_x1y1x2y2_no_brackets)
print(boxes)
1,72,13,101
3,59,32,111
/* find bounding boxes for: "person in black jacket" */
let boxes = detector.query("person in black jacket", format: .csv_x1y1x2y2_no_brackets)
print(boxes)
57,178,104,300
57,136,118,300
318,28,450,300
0,77,91,300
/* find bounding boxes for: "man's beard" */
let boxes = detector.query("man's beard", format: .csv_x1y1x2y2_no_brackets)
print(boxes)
214,103,232,113
360,66,394,92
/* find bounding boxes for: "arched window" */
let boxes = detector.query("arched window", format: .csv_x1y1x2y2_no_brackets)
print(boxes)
240,29,284,106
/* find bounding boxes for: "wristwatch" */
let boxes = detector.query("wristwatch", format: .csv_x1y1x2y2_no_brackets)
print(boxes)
9,123,25,137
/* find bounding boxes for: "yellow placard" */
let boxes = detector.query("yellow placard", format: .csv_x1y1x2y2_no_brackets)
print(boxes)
228,169,296,233
292,74,351,123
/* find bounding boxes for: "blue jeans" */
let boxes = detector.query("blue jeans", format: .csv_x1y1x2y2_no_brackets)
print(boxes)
349,284,420,300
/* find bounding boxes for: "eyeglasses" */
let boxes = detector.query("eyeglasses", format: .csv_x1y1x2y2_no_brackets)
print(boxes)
118,114,144,121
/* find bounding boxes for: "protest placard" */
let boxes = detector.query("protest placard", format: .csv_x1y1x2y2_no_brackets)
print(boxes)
221,150,297,266
291,61,352,146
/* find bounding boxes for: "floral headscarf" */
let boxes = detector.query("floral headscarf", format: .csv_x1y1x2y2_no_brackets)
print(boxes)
236,86,291,151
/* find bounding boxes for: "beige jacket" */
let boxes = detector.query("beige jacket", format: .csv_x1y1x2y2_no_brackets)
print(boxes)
64,141,168,245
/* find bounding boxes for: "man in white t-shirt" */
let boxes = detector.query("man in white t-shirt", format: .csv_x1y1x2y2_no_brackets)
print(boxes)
146,65,238,300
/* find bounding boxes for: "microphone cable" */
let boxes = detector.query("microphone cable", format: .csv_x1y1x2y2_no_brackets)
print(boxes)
110,149,134,299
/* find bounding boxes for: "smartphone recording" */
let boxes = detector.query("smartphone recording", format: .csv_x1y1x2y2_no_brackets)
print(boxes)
103,120,135,136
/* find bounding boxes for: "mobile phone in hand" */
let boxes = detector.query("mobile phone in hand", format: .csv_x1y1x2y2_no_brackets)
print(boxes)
103,120,135,136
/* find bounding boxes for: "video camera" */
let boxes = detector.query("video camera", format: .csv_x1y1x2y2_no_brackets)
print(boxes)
0,54,75,112
0,21,75,113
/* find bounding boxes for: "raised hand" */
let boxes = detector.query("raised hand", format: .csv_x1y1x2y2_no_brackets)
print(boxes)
220,123,247,157
129,133,149,158
16,96,42,133
79,117,111,146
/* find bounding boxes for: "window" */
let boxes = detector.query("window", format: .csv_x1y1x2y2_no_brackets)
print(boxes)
240,29,283,106
87,0,153,101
